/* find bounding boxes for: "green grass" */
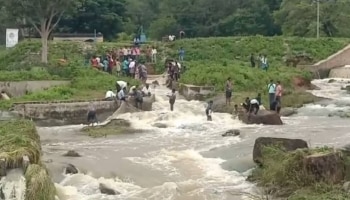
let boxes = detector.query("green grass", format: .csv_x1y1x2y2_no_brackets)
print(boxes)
0,120,41,167
0,119,56,200
81,119,138,138
0,68,140,110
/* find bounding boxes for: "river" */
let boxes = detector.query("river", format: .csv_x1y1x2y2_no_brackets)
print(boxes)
37,78,350,200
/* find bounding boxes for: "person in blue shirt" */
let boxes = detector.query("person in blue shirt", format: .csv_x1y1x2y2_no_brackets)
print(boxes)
122,59,129,76
102,58,108,72
179,47,185,61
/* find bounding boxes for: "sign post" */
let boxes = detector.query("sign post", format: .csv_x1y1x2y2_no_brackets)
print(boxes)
6,29,19,48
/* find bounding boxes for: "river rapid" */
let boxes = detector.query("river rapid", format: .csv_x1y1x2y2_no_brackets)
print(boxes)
37,78,350,200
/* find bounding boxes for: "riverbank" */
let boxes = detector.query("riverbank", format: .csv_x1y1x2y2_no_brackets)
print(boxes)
248,141,350,199
0,119,55,200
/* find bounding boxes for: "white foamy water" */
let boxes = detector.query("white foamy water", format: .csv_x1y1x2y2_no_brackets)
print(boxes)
0,169,26,200
38,77,256,200
36,77,350,200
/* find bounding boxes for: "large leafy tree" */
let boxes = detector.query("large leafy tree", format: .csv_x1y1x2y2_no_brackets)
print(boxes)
1,0,76,63
274,0,350,37
58,0,127,40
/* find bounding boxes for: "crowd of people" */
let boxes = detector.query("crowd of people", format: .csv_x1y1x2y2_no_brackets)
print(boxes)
89,45,159,78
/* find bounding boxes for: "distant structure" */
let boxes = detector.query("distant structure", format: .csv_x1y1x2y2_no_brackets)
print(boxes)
52,33,104,42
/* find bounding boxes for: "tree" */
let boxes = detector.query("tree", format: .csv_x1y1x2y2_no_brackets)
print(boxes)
59,0,126,40
2,0,76,63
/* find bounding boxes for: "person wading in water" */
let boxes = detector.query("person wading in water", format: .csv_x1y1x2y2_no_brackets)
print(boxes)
225,77,233,106
87,102,98,126
167,89,176,111
206,100,213,121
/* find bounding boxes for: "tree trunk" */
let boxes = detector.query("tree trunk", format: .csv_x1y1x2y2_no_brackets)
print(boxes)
40,21,49,63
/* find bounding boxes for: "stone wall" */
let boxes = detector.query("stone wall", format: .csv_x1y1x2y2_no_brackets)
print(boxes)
179,84,215,101
12,101,118,126
0,81,70,97
308,44,350,78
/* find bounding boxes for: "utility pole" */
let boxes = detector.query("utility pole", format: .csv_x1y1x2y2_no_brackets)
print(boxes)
317,0,320,39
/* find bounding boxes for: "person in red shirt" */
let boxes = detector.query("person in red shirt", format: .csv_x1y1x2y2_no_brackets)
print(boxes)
91,56,98,69
275,81,283,106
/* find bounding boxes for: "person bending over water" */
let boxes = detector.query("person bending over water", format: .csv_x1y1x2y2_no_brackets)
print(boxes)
167,89,176,111
206,100,213,121
242,97,250,112
249,98,260,115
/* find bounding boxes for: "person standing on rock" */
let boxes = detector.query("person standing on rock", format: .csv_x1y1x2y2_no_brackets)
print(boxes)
267,80,276,107
167,89,176,111
225,77,233,106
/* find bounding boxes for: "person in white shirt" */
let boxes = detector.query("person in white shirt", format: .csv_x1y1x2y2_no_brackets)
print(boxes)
151,47,157,63
249,98,260,115
116,80,128,91
129,59,136,78
129,85,137,95
142,84,152,97
104,90,116,101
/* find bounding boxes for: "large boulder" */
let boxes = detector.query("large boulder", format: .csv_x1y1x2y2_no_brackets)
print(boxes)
238,109,283,125
253,137,308,165
303,151,345,184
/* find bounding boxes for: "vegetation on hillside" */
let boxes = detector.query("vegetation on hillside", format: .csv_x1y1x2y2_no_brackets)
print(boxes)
0,36,349,109
0,120,55,200
249,145,350,199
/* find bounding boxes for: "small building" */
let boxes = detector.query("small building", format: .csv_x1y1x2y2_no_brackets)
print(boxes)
52,33,104,42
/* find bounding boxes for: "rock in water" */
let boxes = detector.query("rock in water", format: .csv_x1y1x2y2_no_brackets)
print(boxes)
152,123,168,128
65,164,79,174
239,110,283,125
99,183,120,195
222,129,240,137
63,150,81,157
328,79,336,83
303,151,345,184
253,137,308,165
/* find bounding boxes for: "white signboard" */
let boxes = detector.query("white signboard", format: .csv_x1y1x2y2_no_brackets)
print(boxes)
6,29,19,48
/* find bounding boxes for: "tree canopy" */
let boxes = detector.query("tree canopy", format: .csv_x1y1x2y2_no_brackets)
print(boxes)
0,0,350,43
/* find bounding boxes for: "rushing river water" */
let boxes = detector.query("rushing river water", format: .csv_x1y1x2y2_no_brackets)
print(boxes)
36,78,350,200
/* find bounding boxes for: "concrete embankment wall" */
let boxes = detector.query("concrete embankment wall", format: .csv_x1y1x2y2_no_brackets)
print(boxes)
329,66,350,79
179,83,216,101
13,100,118,126
308,44,350,79
0,81,70,97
